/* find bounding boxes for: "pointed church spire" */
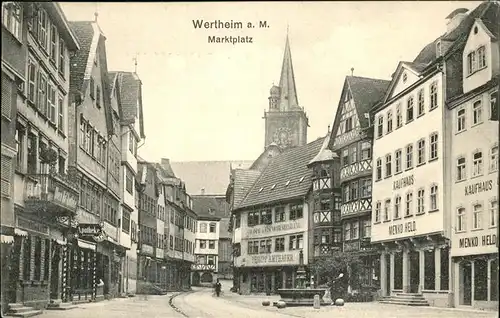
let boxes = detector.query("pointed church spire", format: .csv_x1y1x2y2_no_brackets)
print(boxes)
278,33,299,111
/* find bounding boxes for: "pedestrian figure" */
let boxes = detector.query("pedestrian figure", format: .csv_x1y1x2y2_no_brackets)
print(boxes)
214,279,222,297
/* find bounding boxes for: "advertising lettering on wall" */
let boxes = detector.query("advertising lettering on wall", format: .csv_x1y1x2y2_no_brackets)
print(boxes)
393,175,414,191
458,234,497,248
249,253,295,265
246,221,301,237
464,180,493,196
388,221,416,236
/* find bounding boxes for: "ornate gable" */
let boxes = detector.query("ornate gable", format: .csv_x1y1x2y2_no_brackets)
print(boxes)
330,80,361,150
384,62,423,102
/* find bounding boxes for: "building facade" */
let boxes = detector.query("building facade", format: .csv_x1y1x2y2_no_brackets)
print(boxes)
3,2,80,313
68,18,124,302
447,14,498,310
192,215,220,286
328,76,390,292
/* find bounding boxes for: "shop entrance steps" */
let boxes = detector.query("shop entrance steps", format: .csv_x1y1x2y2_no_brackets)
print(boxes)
4,303,43,317
46,299,78,310
379,293,430,306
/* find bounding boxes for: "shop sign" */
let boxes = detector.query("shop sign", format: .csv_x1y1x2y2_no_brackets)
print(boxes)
78,223,103,237
250,253,296,265
141,244,154,255
458,234,497,248
388,220,416,236
53,185,79,210
393,175,414,191
464,179,493,196
245,220,301,237
17,217,49,235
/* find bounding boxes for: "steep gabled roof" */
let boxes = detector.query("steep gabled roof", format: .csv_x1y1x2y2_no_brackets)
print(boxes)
347,76,390,127
114,71,146,138
308,132,337,166
68,21,94,96
232,169,262,209
237,137,325,209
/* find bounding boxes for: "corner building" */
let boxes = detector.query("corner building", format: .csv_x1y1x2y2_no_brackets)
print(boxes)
446,10,499,310
371,60,450,304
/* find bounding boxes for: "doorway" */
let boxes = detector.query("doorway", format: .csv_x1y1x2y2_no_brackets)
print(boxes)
460,262,472,306
265,272,272,294
274,271,283,291
385,254,391,296
50,243,61,299
409,251,420,293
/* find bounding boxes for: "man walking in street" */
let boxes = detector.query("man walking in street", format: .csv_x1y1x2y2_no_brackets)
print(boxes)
214,279,222,297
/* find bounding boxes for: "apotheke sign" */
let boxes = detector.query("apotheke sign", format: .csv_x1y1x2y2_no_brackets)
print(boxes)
245,220,302,238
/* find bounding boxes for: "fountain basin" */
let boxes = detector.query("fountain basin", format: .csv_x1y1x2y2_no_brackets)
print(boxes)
276,288,327,306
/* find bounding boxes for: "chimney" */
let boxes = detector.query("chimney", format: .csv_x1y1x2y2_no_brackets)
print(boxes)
445,8,469,34
161,158,170,166
201,188,205,195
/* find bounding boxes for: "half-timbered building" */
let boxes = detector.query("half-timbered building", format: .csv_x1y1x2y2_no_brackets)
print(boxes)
192,214,221,286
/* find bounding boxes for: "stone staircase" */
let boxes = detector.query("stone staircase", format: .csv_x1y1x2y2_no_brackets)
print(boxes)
46,299,78,310
4,303,42,317
379,293,430,306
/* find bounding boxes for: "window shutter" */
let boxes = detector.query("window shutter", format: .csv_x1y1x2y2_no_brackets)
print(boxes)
1,155,13,197
1,75,12,119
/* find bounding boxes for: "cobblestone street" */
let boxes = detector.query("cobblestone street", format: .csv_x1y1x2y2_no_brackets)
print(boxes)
38,286,498,318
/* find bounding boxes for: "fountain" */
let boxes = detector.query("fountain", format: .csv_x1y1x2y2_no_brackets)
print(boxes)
275,250,327,306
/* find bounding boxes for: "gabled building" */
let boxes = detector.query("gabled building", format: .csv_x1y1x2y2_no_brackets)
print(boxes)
192,214,221,286
2,2,80,314
68,17,124,302
444,2,499,310
108,71,146,295
328,75,390,291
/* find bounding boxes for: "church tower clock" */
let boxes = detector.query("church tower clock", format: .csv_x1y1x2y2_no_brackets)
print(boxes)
264,34,309,150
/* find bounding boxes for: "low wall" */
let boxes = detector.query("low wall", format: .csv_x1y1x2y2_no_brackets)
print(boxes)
422,291,452,308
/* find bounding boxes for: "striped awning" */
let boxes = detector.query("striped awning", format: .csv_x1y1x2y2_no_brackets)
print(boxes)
14,228,28,237
1,235,14,244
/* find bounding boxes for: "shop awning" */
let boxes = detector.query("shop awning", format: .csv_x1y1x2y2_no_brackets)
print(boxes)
0,235,14,244
14,228,28,237
78,239,96,250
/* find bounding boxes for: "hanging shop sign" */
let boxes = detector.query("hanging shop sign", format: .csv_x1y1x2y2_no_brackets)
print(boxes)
78,223,103,237
141,244,154,255
17,216,49,235
464,179,494,196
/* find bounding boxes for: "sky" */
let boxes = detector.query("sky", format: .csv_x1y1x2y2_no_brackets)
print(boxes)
60,1,481,163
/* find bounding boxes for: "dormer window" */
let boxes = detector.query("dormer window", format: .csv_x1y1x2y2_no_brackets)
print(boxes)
402,73,408,84
299,176,305,183
258,187,263,193
467,46,487,75
436,41,442,57
271,184,276,190
285,180,290,187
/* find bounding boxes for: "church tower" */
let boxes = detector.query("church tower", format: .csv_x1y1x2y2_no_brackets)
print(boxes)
264,34,309,150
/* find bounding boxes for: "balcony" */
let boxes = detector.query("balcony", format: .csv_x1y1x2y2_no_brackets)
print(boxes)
341,198,372,219
340,159,372,182
24,172,79,216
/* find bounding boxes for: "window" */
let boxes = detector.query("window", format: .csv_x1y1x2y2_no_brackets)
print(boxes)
385,154,392,177
350,180,358,200
89,77,95,100
274,206,285,222
37,71,47,113
472,151,483,176
406,96,414,122
360,142,371,160
384,199,391,221
50,24,57,62
27,59,37,103
430,81,438,110
374,201,381,223
491,92,498,119
344,223,351,240
377,116,383,138
490,200,498,227
200,223,207,233
386,111,393,133
417,188,425,214
289,234,303,250
429,133,438,160
289,204,303,220
47,85,56,123
396,104,402,128
417,89,425,116
275,237,285,252
260,209,272,225
126,167,133,194
344,117,353,132
38,9,49,50
362,220,371,238
394,195,401,219
405,191,413,216
457,108,466,132
405,144,413,170
15,128,24,171
343,184,350,202
430,185,438,211
350,145,357,163
247,211,259,226
96,86,101,108
490,146,498,172
477,46,486,69
58,39,66,76
473,204,483,229
417,139,426,165
199,240,206,249
209,240,215,249
472,100,482,125
467,51,476,75
376,158,382,181
395,149,402,173
359,178,371,197
457,208,466,232
2,2,22,39
342,149,349,166
457,157,466,181
209,223,216,233
122,210,131,233
352,221,359,239
58,96,64,131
